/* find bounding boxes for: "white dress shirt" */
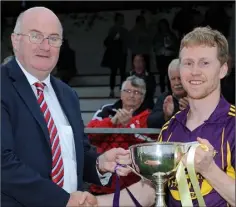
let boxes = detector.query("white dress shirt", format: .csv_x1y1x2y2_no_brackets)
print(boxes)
16,59,111,193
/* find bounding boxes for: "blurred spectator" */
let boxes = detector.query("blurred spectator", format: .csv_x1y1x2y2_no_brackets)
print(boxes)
172,3,199,40
101,13,128,98
153,19,178,93
129,54,156,109
203,3,230,38
56,38,77,84
129,15,152,72
221,55,235,105
147,59,187,128
87,75,156,195
193,10,204,28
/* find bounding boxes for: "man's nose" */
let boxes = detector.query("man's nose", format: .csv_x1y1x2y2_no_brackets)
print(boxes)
191,65,202,75
39,38,50,51
130,92,135,97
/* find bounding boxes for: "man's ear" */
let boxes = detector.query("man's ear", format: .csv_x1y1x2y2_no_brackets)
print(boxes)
11,33,20,52
219,62,228,80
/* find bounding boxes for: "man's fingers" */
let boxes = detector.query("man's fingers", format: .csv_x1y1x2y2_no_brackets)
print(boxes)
129,108,134,114
197,137,214,152
83,192,97,206
163,103,168,112
78,192,87,205
179,99,184,105
166,95,173,101
179,98,188,111
115,166,132,176
116,147,130,155
123,108,133,116
116,148,131,165
197,137,212,147
120,109,132,119
121,108,129,114
116,109,132,125
183,97,189,101
77,192,97,206
118,109,127,117
117,110,127,122
116,111,124,121
116,156,132,165
113,109,118,113
164,95,173,104
179,99,188,106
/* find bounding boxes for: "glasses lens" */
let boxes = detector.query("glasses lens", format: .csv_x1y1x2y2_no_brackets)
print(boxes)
49,36,62,47
29,32,43,44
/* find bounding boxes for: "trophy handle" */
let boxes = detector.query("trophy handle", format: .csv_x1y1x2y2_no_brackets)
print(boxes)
126,165,150,182
129,147,150,182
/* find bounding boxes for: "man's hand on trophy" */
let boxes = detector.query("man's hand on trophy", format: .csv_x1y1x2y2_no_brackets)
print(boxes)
182,137,216,175
97,148,132,176
66,191,98,207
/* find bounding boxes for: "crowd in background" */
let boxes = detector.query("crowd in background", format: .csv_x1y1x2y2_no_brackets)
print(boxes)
83,3,235,195
1,2,235,202
100,3,232,97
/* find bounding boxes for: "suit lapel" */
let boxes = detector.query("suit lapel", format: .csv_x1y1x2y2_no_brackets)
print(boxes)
8,59,51,147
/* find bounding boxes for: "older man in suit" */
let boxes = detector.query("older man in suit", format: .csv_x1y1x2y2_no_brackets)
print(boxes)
1,7,132,207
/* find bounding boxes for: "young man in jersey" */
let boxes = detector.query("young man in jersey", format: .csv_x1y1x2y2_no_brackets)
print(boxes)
157,26,235,206
94,26,235,207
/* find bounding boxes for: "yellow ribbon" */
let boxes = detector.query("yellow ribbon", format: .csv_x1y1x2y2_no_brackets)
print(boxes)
186,144,206,207
176,161,193,206
176,143,207,207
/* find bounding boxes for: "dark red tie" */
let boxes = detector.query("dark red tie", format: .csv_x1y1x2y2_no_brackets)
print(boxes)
34,82,64,187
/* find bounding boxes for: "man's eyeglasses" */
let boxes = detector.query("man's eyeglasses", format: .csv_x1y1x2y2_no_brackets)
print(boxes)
122,89,144,96
16,31,63,48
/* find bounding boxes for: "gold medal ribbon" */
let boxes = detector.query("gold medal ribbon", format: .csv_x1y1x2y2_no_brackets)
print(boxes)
176,143,207,207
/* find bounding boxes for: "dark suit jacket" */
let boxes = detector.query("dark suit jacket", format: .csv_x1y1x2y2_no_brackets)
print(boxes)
147,92,180,128
1,58,102,207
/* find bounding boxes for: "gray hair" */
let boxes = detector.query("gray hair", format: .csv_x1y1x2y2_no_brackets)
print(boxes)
168,58,180,78
13,7,63,37
121,75,146,95
13,12,24,34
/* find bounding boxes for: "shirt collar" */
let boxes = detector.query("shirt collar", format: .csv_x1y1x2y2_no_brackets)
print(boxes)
16,58,51,87
175,96,231,125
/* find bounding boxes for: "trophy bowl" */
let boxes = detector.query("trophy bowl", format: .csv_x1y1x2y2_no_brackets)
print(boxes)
129,142,185,207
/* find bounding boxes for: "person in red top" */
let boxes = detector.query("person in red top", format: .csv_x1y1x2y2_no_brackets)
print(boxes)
87,75,157,195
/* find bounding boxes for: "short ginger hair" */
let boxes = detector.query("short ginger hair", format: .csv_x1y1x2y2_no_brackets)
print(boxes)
179,27,229,66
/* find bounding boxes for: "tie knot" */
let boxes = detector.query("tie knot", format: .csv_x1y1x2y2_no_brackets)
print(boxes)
34,82,46,92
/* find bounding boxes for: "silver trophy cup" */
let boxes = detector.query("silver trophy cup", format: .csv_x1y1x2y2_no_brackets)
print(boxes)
129,142,188,207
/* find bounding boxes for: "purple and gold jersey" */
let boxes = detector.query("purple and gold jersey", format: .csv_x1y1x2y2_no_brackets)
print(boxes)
158,97,235,207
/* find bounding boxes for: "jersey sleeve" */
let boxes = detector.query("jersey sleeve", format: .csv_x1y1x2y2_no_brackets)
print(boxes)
225,112,235,179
